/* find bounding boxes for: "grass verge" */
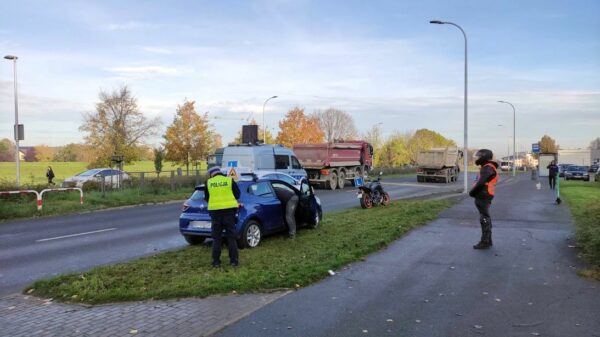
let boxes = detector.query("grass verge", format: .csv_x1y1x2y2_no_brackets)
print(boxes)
560,180,600,280
29,199,453,304
0,187,192,221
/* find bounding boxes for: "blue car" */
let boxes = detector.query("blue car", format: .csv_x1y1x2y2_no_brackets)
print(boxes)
179,177,322,248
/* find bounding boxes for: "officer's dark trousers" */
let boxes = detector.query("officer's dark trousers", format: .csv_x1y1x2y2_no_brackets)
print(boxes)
549,175,556,190
209,209,239,265
474,198,493,243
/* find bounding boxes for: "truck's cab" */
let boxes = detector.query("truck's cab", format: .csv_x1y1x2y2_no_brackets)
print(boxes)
221,144,307,180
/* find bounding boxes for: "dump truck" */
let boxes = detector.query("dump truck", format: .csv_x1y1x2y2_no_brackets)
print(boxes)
293,141,373,190
416,147,462,183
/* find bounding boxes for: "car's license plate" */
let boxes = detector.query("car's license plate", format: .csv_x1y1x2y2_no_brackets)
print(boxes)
357,193,363,199
190,221,211,229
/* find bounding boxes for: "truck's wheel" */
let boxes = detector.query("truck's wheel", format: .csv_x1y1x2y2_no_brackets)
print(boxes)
338,170,346,189
328,171,338,190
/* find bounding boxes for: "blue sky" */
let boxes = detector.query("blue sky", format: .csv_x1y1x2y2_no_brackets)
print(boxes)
0,0,598,156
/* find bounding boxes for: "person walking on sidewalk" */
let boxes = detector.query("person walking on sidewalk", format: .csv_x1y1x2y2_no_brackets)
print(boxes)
46,166,55,185
547,160,559,190
204,167,241,267
469,149,499,249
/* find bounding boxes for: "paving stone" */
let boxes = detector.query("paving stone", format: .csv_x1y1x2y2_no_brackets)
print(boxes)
0,291,288,337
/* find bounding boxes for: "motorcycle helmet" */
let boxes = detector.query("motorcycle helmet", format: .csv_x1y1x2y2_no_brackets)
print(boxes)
473,149,493,166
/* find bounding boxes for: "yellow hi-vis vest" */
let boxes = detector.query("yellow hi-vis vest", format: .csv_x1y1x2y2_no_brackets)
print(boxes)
207,175,238,211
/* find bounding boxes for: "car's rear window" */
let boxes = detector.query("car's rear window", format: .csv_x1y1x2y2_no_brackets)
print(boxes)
78,169,102,176
190,189,205,200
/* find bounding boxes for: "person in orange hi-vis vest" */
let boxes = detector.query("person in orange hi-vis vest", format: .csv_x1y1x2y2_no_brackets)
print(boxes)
469,149,498,249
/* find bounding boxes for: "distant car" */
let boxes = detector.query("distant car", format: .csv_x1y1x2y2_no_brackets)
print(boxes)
61,168,131,188
500,161,512,171
564,165,590,181
179,178,322,248
558,164,573,177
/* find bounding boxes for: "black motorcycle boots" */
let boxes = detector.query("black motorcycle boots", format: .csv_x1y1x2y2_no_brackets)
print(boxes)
473,216,493,249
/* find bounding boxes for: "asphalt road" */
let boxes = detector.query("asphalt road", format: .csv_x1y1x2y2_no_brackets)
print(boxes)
214,173,600,337
0,174,464,296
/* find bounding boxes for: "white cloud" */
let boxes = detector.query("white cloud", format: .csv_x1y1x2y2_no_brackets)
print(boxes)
104,66,189,79
139,46,173,55
103,21,155,31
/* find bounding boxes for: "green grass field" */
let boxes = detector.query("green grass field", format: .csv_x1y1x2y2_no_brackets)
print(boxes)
0,161,206,186
560,179,600,279
29,199,453,304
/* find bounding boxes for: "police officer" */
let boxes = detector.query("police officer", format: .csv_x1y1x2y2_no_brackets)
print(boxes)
469,149,498,249
204,167,241,267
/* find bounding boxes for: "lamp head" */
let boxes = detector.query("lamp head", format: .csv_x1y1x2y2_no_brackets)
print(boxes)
272,95,278,99
4,55,18,60
498,100,506,103
429,20,444,24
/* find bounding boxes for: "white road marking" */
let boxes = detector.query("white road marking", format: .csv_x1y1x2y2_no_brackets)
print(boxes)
382,182,443,188
36,228,117,242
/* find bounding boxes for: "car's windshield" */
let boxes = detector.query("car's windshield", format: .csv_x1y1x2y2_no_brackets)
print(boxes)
567,166,586,171
78,169,102,177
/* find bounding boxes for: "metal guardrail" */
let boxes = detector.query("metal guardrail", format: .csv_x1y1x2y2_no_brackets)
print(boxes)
0,188,83,210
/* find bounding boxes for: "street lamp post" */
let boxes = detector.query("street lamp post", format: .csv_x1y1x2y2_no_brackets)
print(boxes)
498,100,516,176
430,20,469,193
262,95,278,144
4,55,20,187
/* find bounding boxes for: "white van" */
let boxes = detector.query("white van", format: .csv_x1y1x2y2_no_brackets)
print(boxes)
220,144,307,180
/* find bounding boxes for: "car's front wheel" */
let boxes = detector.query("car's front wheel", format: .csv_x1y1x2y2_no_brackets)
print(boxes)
183,235,206,245
307,210,321,229
238,220,262,249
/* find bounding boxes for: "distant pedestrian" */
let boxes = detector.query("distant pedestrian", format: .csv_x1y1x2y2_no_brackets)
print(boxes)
469,149,498,250
204,167,240,267
46,166,55,185
547,160,559,190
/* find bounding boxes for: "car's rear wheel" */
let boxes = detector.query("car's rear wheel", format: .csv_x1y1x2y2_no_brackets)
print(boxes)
183,235,206,245
238,220,262,249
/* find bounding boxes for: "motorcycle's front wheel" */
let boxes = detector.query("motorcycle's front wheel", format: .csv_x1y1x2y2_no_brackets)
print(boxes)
360,194,373,209
381,192,390,206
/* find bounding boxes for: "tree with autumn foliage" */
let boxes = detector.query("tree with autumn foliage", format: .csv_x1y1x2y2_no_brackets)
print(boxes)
34,145,56,162
539,135,559,153
80,86,160,167
276,107,324,147
163,100,218,174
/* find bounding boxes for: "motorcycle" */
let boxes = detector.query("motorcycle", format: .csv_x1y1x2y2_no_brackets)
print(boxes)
355,172,390,209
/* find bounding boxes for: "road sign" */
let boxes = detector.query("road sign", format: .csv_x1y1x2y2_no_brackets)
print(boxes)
228,167,239,180
532,143,540,154
227,160,238,168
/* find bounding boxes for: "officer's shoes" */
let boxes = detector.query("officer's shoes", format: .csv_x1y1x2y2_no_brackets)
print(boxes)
473,241,492,249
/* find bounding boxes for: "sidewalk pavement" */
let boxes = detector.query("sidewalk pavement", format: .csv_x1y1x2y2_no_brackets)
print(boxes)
213,174,600,337
0,291,287,337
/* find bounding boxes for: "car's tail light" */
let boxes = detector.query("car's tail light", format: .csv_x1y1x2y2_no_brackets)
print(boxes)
182,202,190,211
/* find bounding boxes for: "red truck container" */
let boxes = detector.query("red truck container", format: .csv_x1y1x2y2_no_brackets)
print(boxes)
293,141,373,190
